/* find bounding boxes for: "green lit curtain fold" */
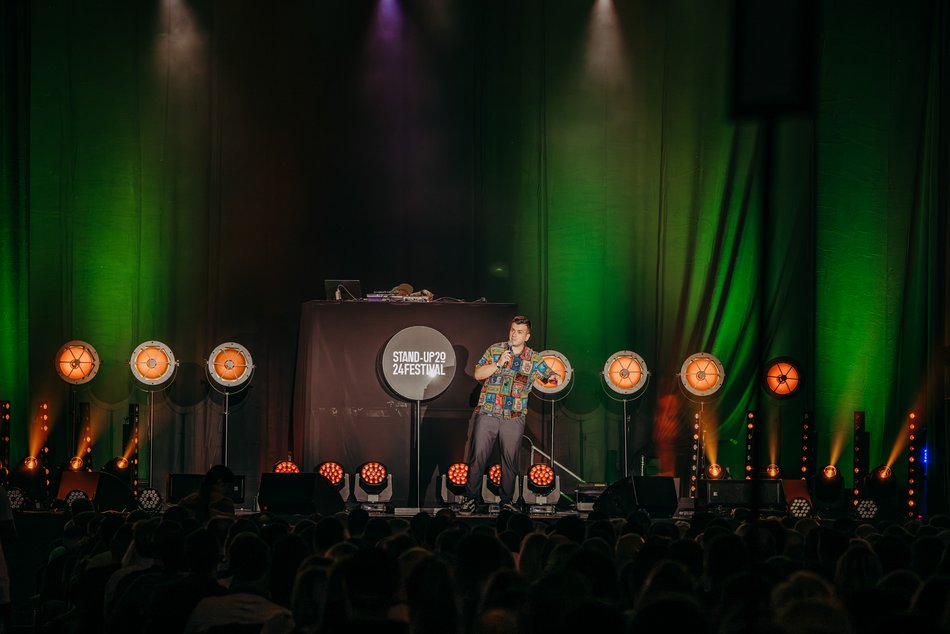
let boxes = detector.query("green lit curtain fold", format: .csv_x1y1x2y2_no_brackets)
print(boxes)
0,0,31,463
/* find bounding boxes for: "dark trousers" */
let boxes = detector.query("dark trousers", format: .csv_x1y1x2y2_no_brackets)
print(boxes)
465,412,524,503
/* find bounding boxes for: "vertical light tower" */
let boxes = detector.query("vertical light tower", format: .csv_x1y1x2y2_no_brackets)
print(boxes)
0,401,10,484
906,412,925,519
125,403,141,492
17,402,53,505
852,412,869,508
38,402,51,471
744,411,757,479
800,412,816,483
78,402,93,470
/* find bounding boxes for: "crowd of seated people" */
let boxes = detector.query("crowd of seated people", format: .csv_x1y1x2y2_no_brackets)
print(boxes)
17,467,950,634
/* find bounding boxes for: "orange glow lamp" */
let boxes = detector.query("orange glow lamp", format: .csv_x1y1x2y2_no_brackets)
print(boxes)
130,341,178,387
207,342,255,391
763,357,802,399
679,352,725,398
533,350,572,398
602,351,649,398
55,341,100,385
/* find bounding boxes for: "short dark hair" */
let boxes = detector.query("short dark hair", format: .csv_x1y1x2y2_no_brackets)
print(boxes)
511,315,532,332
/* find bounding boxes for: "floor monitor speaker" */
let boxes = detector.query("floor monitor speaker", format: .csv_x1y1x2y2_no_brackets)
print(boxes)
258,473,344,516
57,471,136,512
706,479,786,509
592,476,678,518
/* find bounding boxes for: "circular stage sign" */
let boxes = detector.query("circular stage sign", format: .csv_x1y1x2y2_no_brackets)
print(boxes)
381,326,457,401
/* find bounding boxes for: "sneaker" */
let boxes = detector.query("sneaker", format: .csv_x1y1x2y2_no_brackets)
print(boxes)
458,496,476,514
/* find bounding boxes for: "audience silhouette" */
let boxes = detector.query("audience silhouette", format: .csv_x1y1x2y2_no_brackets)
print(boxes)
14,470,950,634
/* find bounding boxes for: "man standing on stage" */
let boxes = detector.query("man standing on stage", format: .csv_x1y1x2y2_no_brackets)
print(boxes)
459,315,558,513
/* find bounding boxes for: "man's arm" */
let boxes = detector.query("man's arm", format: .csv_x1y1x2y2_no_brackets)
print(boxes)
474,345,509,381
474,360,498,381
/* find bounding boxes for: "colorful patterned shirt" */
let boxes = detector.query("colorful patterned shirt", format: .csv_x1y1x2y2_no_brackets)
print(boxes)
475,342,554,419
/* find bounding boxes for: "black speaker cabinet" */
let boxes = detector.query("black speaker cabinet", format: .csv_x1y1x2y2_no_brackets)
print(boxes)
732,0,816,116
167,473,246,504
257,473,344,516
706,479,785,509
592,476,678,518
57,471,136,512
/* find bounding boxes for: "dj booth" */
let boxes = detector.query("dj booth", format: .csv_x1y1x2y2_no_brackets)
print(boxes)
292,300,517,506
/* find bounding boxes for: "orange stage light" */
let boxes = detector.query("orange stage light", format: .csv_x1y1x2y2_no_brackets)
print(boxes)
273,459,300,473
533,350,572,395
317,461,345,486
602,351,649,396
360,461,387,486
207,342,254,388
446,463,468,487
764,358,801,398
528,463,555,488
55,341,100,384
130,341,178,386
679,353,725,397
488,463,502,486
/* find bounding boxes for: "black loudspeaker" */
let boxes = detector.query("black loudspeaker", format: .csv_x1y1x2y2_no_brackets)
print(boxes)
167,474,246,504
706,480,786,509
732,0,816,116
592,476,678,519
257,473,344,516
57,471,136,512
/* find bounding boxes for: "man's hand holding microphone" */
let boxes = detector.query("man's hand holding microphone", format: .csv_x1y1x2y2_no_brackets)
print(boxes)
497,345,513,370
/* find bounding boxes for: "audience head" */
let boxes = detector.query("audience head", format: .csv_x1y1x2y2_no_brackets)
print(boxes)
228,532,271,584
